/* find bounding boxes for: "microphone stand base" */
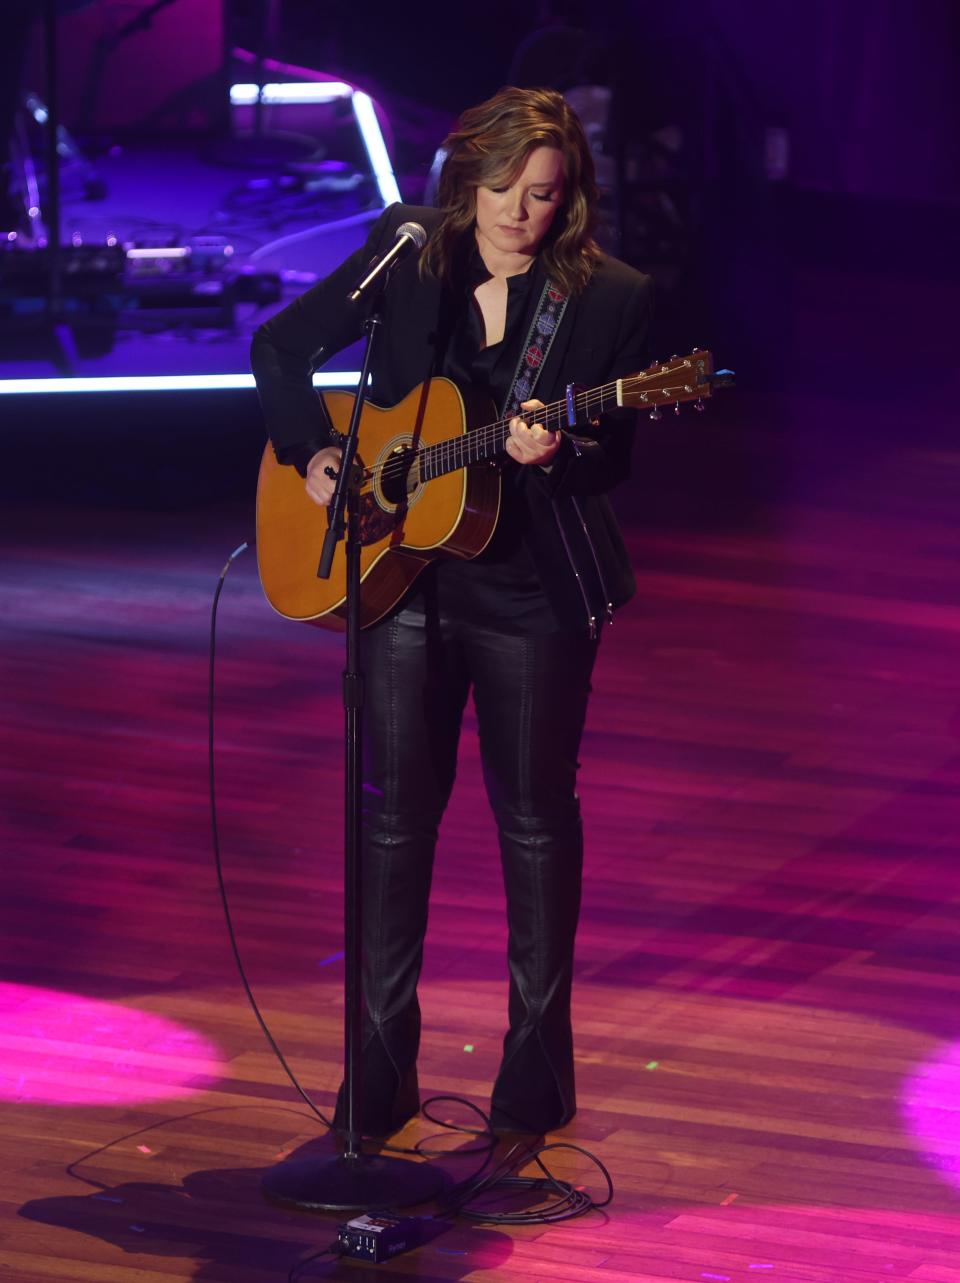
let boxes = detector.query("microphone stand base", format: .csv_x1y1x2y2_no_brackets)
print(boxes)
261,1150,447,1212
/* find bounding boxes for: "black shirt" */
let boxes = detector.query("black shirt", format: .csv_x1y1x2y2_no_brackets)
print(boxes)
406,249,560,633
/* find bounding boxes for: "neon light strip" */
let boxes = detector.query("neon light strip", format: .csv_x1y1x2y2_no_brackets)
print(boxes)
262,81,352,103
0,373,361,394
352,92,402,206
126,247,191,259
230,82,352,106
229,82,401,207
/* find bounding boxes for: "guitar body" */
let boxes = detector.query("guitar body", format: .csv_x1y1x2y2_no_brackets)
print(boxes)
256,377,501,630
256,350,728,630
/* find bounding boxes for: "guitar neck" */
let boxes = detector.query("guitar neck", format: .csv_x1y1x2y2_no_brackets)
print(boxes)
415,352,722,483
418,381,621,482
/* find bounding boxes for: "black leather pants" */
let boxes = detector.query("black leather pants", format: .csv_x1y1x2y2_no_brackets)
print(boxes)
342,605,598,1136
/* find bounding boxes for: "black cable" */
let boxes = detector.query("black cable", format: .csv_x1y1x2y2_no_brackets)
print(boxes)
65,1104,321,1191
375,1095,615,1226
411,1093,498,1157
208,540,333,1130
438,1139,614,1226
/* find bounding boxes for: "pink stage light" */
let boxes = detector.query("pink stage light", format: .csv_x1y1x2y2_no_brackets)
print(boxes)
0,982,224,1106
902,1040,960,1190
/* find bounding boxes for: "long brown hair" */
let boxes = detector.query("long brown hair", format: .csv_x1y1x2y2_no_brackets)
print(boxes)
420,86,600,296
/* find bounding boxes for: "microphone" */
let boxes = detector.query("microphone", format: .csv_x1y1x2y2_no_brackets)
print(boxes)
346,221,427,304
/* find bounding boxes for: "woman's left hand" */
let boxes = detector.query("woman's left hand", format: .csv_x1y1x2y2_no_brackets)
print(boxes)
505,400,561,468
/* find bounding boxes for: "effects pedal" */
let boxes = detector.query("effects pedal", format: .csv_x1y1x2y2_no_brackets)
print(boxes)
337,1213,450,1263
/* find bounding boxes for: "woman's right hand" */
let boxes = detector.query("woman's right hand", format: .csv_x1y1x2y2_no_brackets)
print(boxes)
304,446,343,507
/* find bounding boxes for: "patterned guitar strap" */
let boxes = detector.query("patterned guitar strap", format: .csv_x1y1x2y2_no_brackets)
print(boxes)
500,278,610,638
500,279,569,419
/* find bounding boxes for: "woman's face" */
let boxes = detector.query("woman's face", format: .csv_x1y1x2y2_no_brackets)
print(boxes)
474,145,566,263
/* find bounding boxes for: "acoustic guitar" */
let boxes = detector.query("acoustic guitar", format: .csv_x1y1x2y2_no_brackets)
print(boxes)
256,349,727,630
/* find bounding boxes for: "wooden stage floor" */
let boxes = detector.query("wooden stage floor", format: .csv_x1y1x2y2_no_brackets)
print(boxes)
3,412,960,1282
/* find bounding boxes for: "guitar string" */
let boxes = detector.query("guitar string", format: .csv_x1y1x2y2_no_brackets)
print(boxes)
365,379,692,485
361,369,699,487
363,387,605,485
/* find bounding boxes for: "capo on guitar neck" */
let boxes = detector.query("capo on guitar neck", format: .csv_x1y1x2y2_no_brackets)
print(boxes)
565,382,598,430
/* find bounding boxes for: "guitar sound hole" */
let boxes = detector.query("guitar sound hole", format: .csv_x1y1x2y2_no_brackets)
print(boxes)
380,446,418,507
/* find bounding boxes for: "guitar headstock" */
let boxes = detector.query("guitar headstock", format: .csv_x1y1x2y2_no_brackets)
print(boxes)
618,349,734,418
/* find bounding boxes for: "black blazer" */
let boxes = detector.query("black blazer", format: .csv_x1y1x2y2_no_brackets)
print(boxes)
251,203,654,632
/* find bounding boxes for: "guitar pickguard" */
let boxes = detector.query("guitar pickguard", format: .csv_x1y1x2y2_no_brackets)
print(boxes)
358,491,403,546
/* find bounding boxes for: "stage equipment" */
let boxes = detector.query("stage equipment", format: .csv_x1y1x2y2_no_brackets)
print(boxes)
0,240,123,355
7,91,105,247
336,1213,451,1263
0,233,284,342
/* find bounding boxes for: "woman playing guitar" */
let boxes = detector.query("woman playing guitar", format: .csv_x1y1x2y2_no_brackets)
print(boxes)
251,85,653,1138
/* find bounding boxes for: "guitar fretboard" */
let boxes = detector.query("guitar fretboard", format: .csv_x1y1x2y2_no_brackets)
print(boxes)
418,380,622,482
367,358,709,491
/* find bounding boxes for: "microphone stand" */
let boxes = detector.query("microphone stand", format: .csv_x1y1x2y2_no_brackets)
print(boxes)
261,281,446,1211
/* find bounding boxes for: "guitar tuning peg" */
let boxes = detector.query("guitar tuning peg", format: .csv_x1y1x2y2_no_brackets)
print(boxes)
673,402,681,415
649,406,662,421
694,398,705,412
